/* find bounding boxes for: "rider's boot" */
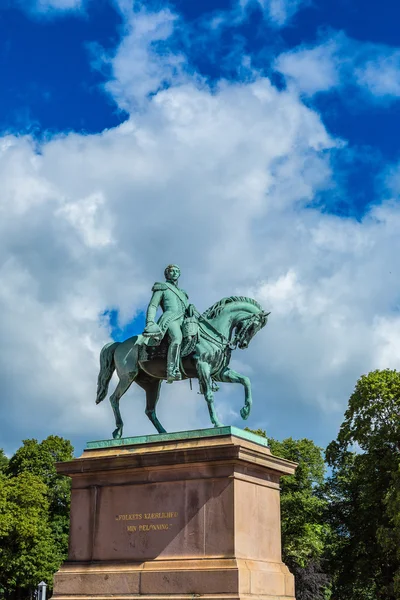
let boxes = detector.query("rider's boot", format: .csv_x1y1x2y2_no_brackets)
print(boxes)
167,343,182,383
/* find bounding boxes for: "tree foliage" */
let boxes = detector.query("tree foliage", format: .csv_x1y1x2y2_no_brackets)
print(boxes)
0,451,8,474
384,465,400,596
329,368,400,456
249,430,330,600
7,435,74,562
0,436,73,599
325,369,400,600
0,472,61,596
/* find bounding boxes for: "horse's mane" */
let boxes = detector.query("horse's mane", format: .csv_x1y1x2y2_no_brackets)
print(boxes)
202,296,263,319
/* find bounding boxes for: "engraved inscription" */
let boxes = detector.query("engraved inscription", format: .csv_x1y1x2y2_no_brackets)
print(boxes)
115,511,179,534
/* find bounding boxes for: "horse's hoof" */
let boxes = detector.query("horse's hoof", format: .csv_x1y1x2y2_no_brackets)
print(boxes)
240,406,250,420
112,429,122,439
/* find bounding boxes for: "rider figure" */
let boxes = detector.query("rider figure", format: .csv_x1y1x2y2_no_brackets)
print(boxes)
143,265,189,383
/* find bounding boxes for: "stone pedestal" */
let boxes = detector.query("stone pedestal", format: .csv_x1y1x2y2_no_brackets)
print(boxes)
53,426,296,600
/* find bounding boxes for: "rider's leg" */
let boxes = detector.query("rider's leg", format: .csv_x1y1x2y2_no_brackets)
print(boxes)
167,321,183,382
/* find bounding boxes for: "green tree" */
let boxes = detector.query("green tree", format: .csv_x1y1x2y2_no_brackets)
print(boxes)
383,465,400,595
0,472,62,599
325,369,400,600
7,435,74,561
0,451,8,473
0,436,74,598
249,430,330,600
331,369,400,456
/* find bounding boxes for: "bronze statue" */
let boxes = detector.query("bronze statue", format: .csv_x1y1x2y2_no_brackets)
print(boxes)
96,265,270,438
143,264,189,383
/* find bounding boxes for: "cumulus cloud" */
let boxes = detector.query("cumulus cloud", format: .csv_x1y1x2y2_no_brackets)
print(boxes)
355,51,400,98
14,0,85,17
36,0,83,9
183,0,310,49
99,7,187,111
239,0,310,26
275,37,341,95
275,32,400,101
1,4,400,456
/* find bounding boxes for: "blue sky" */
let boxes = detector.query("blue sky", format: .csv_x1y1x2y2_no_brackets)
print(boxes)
2,0,399,221
1,0,400,456
3,0,400,151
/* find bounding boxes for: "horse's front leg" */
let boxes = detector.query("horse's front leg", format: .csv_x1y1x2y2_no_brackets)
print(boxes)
196,360,223,428
218,367,252,420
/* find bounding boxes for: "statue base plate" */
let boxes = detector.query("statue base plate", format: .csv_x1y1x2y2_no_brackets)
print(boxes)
53,427,296,600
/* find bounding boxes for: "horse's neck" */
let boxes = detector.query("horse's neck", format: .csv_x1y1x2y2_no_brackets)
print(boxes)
207,303,257,339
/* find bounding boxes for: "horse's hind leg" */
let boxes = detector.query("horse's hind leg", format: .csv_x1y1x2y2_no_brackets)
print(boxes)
110,374,134,439
146,380,166,434
136,375,165,434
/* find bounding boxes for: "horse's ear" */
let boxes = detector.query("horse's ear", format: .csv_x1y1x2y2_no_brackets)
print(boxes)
260,311,270,326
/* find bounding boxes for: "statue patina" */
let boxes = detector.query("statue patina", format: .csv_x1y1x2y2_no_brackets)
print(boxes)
96,265,270,439
143,264,189,383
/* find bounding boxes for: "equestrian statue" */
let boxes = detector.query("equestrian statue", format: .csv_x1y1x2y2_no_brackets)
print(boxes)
96,264,270,439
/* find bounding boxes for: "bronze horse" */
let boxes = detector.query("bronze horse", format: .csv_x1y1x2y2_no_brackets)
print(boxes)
96,296,269,438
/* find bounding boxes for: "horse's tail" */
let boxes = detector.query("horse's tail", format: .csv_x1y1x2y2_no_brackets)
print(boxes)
96,341,120,404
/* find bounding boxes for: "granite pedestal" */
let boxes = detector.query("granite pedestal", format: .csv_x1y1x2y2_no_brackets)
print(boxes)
53,426,296,600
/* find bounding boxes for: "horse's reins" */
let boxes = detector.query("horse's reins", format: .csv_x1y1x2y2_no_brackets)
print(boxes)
195,311,238,350
180,310,258,387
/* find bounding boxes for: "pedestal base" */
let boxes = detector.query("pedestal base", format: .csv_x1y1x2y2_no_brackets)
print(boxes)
53,426,296,600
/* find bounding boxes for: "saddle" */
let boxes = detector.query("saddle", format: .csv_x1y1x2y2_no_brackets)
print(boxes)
139,316,199,363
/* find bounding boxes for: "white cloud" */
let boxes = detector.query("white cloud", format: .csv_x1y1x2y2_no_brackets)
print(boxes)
36,0,83,9
57,192,114,248
1,4,400,456
15,0,85,16
239,0,309,26
275,38,341,94
275,32,400,100
355,51,400,98
100,7,187,111
191,0,309,40
267,0,308,26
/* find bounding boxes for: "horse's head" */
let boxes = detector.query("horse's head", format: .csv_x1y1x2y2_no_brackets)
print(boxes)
202,296,270,349
234,310,270,349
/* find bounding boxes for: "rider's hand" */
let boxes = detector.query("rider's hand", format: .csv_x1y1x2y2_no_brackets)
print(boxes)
187,304,199,317
143,322,162,336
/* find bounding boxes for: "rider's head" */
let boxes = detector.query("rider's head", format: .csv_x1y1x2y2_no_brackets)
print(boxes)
164,264,181,282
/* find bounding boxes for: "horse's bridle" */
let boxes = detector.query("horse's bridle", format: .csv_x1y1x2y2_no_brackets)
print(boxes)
196,313,235,350
197,311,267,351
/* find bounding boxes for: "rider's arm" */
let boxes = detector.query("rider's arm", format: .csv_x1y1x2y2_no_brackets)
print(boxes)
146,290,163,324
